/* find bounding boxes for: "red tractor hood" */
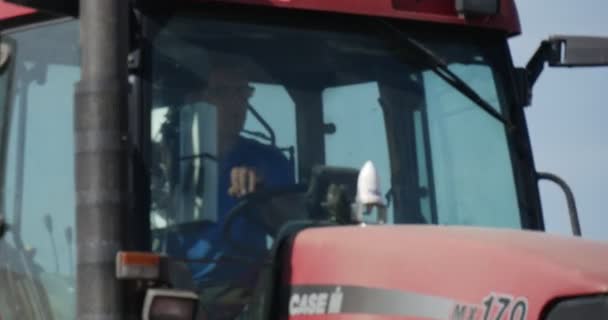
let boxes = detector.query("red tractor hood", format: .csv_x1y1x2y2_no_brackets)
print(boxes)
284,225,608,319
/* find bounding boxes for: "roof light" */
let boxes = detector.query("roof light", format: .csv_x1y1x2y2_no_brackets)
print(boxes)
116,251,163,280
455,0,500,16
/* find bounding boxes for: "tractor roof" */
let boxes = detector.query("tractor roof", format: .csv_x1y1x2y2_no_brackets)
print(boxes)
0,0,521,35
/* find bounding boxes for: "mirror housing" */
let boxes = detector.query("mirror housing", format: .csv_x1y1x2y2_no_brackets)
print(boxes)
548,35,608,67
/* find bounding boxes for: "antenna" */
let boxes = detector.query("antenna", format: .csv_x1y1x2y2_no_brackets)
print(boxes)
65,226,74,276
43,213,59,274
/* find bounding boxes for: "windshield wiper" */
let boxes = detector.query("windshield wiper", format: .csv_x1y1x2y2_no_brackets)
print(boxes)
377,19,513,129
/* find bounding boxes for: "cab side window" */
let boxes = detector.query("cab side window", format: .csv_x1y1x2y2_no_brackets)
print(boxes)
0,20,79,320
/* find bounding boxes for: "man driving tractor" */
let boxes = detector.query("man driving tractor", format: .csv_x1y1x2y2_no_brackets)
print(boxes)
156,54,295,317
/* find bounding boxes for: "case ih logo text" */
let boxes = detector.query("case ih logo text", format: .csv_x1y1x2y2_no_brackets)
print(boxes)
289,287,343,316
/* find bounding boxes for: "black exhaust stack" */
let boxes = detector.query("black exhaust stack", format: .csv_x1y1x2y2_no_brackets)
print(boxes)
75,0,129,319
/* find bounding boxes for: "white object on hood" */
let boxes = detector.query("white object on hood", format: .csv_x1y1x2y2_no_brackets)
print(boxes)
356,161,384,206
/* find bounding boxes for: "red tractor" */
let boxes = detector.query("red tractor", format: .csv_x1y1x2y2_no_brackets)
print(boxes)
0,0,607,319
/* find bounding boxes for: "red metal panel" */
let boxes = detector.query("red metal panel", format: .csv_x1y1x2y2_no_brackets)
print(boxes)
194,0,521,35
0,0,521,34
286,226,608,319
0,1,35,21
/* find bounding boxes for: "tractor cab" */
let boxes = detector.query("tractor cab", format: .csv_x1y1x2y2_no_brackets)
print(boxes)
144,8,533,315
0,1,607,319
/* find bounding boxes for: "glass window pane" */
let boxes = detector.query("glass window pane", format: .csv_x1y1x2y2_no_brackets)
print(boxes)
0,20,79,320
423,63,521,228
323,82,394,223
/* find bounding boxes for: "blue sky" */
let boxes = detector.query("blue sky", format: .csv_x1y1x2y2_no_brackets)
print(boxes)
509,1,608,240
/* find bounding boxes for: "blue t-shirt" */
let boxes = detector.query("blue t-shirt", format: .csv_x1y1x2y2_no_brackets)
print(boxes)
167,137,294,286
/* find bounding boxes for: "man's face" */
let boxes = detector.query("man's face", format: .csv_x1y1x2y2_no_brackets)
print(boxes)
202,68,253,152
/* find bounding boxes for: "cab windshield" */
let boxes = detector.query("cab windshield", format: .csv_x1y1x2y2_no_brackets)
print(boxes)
146,10,524,316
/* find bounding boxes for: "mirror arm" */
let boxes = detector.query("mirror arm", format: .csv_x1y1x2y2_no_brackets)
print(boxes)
525,40,552,90
537,172,582,237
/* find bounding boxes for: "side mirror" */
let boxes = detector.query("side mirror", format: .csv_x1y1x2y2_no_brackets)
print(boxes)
547,36,608,67
520,35,608,106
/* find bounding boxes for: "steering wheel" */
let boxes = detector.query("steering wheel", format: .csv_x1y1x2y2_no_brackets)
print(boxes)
221,184,308,252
